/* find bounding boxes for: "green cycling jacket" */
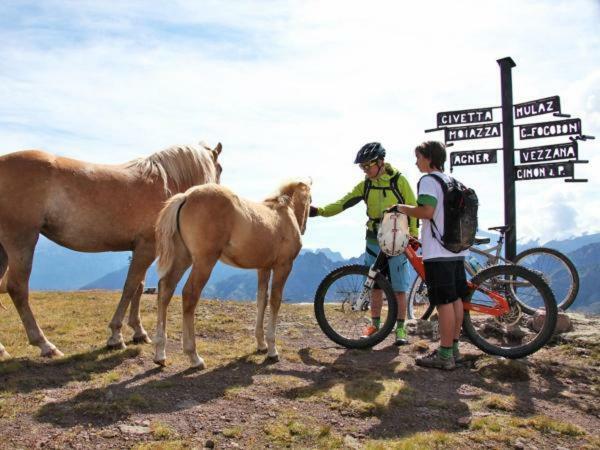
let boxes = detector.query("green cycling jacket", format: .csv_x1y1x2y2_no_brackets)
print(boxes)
316,163,418,239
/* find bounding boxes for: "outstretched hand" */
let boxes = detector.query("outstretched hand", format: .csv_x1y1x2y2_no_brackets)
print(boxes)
385,204,401,214
309,206,319,217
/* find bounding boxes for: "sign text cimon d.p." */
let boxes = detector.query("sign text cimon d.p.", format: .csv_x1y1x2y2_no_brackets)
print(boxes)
514,161,574,181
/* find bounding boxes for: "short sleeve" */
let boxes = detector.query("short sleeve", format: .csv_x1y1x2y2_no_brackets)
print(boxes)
417,176,438,207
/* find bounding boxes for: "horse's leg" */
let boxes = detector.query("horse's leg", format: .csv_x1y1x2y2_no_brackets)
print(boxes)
181,258,216,369
6,237,63,357
265,262,293,361
107,243,155,349
153,258,191,366
0,244,9,358
255,269,271,354
128,282,149,344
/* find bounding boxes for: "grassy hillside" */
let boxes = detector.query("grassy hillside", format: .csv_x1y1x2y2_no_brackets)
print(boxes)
0,292,599,449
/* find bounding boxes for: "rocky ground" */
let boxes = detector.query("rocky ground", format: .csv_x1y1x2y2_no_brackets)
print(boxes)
0,292,599,449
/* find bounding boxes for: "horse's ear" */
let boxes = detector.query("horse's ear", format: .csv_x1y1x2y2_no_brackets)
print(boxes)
213,142,222,159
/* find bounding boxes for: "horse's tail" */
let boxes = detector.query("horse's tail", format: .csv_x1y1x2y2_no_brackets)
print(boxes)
156,192,189,278
0,244,8,309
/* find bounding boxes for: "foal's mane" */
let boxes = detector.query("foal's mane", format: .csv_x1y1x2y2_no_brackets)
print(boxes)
263,180,309,208
124,142,218,195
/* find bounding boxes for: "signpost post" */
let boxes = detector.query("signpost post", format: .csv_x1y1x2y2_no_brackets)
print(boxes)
425,57,592,261
498,57,517,260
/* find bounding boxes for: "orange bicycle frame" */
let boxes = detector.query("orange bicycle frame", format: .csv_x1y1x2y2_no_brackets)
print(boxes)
404,239,510,317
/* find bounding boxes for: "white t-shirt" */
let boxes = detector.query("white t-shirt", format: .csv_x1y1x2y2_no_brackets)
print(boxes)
418,171,468,261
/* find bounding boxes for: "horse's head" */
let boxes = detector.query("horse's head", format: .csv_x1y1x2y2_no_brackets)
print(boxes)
277,179,312,235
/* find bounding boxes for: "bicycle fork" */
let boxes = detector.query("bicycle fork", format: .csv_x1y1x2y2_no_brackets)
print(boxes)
353,252,387,312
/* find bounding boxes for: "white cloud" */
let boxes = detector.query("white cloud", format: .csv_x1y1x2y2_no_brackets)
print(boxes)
0,0,598,257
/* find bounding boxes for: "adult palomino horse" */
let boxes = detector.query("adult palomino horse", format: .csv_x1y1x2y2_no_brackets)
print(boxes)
153,179,311,368
0,142,222,359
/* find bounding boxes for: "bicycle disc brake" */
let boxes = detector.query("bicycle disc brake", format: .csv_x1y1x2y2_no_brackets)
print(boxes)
495,299,523,327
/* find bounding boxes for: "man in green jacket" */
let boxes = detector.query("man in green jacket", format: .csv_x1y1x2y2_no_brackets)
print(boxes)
309,142,418,345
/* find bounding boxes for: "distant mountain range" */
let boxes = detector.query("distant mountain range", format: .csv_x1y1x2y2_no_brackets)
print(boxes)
18,233,600,314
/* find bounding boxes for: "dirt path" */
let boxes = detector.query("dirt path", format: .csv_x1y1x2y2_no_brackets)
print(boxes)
0,292,598,449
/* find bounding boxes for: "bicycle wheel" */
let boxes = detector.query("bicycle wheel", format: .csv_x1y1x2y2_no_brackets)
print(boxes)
407,275,435,320
513,247,579,312
314,264,398,349
462,265,557,359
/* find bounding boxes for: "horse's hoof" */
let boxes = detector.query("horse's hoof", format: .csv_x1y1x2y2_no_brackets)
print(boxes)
154,358,167,367
256,348,268,354
133,335,152,345
41,347,64,358
106,341,127,351
189,356,206,370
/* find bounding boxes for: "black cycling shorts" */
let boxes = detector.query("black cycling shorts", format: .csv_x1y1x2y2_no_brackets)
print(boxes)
423,260,469,306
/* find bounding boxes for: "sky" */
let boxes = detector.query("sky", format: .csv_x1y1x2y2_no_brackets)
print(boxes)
1,0,598,258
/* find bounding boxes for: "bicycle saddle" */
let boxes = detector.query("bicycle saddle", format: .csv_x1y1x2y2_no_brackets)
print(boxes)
488,225,511,233
474,236,490,245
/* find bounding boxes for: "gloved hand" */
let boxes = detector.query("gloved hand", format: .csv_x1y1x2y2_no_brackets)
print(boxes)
309,206,319,217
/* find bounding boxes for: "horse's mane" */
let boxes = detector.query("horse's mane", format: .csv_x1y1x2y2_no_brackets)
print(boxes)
124,142,217,195
263,179,309,209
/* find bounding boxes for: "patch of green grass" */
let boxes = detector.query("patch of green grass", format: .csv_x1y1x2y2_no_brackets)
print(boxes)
263,413,343,447
0,360,24,375
469,414,586,445
99,370,121,385
365,431,457,449
151,421,177,440
324,378,404,416
133,440,191,450
482,394,516,411
153,380,177,389
223,385,247,399
222,426,243,438
522,415,586,436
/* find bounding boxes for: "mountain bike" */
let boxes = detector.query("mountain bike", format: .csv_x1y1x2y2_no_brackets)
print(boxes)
408,225,579,320
314,238,558,359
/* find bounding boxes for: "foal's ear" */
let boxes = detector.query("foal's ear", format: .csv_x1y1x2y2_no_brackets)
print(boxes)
212,142,223,160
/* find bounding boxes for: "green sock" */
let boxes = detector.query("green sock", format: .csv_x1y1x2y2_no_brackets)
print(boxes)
453,339,459,353
439,346,453,359
372,317,381,328
396,319,405,330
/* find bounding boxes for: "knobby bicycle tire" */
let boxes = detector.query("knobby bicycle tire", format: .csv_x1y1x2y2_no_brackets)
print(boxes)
314,264,398,349
462,264,557,359
513,247,579,312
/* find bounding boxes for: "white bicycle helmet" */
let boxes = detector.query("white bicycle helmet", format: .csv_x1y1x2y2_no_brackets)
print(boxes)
377,212,410,256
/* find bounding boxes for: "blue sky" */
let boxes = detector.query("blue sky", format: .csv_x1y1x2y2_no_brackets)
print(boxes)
1,0,598,258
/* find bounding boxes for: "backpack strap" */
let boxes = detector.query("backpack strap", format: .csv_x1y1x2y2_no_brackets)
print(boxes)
421,173,450,243
363,173,405,203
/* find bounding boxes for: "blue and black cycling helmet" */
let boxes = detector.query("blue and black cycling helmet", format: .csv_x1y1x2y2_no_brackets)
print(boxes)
354,142,386,164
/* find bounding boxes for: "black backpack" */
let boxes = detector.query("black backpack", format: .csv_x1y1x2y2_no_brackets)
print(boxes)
421,173,478,253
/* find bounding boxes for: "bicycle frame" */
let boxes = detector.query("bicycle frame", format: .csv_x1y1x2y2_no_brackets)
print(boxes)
404,240,510,317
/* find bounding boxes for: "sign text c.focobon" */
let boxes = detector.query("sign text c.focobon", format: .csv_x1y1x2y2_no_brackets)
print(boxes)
519,118,581,140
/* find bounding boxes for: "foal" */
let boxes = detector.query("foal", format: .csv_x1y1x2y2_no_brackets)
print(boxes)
153,180,311,368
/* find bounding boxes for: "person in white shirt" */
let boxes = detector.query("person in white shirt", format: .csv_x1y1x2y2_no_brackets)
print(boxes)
393,141,468,370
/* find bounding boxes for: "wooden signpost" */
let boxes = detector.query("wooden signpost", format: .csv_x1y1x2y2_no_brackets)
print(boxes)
425,57,593,260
